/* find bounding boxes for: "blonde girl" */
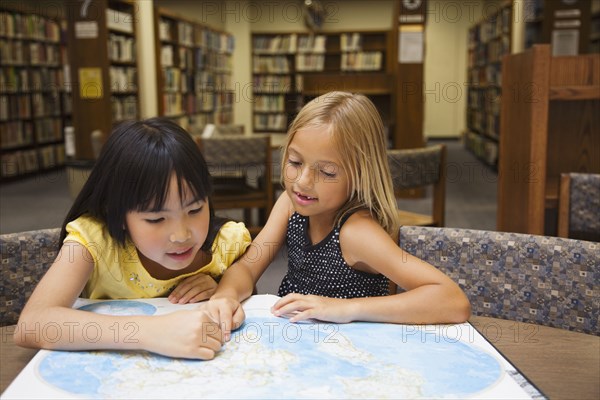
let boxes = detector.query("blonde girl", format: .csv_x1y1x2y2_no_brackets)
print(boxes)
209,92,470,336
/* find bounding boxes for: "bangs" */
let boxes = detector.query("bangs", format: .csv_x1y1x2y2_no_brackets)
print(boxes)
126,148,210,213
110,121,212,215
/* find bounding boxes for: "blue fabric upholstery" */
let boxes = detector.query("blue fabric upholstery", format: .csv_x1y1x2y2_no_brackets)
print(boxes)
399,226,599,335
1,228,60,326
568,173,600,237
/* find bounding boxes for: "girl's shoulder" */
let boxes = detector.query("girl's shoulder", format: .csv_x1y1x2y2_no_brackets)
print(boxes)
65,215,109,243
214,220,252,246
339,210,385,239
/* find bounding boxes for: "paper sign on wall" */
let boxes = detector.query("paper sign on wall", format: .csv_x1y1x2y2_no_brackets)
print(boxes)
399,25,423,63
78,68,103,99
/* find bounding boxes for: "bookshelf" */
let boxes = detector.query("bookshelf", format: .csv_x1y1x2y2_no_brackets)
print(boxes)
251,31,390,135
497,45,600,236
106,1,139,124
464,1,512,169
64,0,140,161
154,7,235,133
590,0,600,53
524,0,599,55
0,6,71,181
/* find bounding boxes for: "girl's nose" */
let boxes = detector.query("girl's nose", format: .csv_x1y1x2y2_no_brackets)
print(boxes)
169,224,191,243
296,165,314,190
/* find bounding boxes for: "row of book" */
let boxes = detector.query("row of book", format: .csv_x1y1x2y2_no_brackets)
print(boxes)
1,91,67,120
0,120,33,149
295,54,324,72
0,117,62,149
161,44,232,71
464,131,498,166
109,66,137,93
253,55,290,73
1,143,65,178
111,95,138,122
253,34,327,54
0,11,61,41
340,52,382,71
468,36,510,68
0,40,61,66
253,95,286,112
253,113,287,131
468,6,511,45
106,9,133,34
108,34,136,63
468,64,502,87
159,18,235,53
162,92,223,117
253,75,293,93
466,108,500,140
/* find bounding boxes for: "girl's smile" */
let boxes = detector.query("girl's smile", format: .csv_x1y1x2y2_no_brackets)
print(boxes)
293,191,318,205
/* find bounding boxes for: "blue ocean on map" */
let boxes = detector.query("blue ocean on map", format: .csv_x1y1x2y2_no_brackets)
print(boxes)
37,301,502,399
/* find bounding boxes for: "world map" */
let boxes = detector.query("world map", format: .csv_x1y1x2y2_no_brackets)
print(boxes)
31,298,509,399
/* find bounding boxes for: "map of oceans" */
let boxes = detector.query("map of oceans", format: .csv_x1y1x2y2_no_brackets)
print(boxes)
35,299,503,399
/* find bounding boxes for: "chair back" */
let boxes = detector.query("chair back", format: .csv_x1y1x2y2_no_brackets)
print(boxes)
199,135,270,175
0,228,60,326
388,144,446,227
196,135,273,236
558,172,600,242
399,226,599,335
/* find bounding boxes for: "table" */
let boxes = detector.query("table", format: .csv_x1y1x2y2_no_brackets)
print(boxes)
2,307,598,399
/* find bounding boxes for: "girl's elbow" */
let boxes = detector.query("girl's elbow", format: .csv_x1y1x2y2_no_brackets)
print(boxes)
13,316,37,349
450,297,472,324
13,311,46,349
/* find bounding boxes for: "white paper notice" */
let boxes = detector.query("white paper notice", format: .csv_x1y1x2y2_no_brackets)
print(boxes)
399,29,423,63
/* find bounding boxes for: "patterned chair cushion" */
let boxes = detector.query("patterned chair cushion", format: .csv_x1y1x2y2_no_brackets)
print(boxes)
1,228,60,326
399,226,599,335
568,173,600,236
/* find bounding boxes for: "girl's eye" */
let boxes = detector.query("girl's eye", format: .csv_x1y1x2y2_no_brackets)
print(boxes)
287,159,301,167
145,218,164,224
321,170,336,178
189,207,202,215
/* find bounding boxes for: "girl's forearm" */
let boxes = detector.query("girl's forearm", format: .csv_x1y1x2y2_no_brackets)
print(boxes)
14,307,148,351
212,263,256,302
349,284,471,324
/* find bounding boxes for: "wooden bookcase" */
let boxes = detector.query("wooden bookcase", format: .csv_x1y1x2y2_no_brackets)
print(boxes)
251,31,391,139
0,6,71,181
106,1,139,124
65,0,140,160
524,0,599,55
154,7,234,134
497,45,600,235
464,1,512,169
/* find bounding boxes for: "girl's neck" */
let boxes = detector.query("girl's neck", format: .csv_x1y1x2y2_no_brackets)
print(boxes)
306,213,336,245
138,249,212,280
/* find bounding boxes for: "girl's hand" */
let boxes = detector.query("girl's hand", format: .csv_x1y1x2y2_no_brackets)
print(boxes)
168,274,217,304
203,298,246,341
271,294,354,323
144,309,223,359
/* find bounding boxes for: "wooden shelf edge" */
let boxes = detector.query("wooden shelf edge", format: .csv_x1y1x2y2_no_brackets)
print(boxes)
549,85,600,100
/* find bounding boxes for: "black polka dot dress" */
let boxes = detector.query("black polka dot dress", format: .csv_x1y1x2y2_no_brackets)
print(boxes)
278,212,390,299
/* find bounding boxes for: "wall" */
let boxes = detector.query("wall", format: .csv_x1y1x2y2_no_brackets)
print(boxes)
424,0,504,139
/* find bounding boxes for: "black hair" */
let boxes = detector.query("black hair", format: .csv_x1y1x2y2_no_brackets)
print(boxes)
59,117,226,252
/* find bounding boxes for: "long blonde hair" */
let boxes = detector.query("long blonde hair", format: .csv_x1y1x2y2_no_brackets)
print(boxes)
282,91,400,238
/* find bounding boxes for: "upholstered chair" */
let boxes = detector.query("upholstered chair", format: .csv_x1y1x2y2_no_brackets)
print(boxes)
399,226,599,335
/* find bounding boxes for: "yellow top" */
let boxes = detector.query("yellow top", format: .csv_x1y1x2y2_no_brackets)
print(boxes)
65,215,251,299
